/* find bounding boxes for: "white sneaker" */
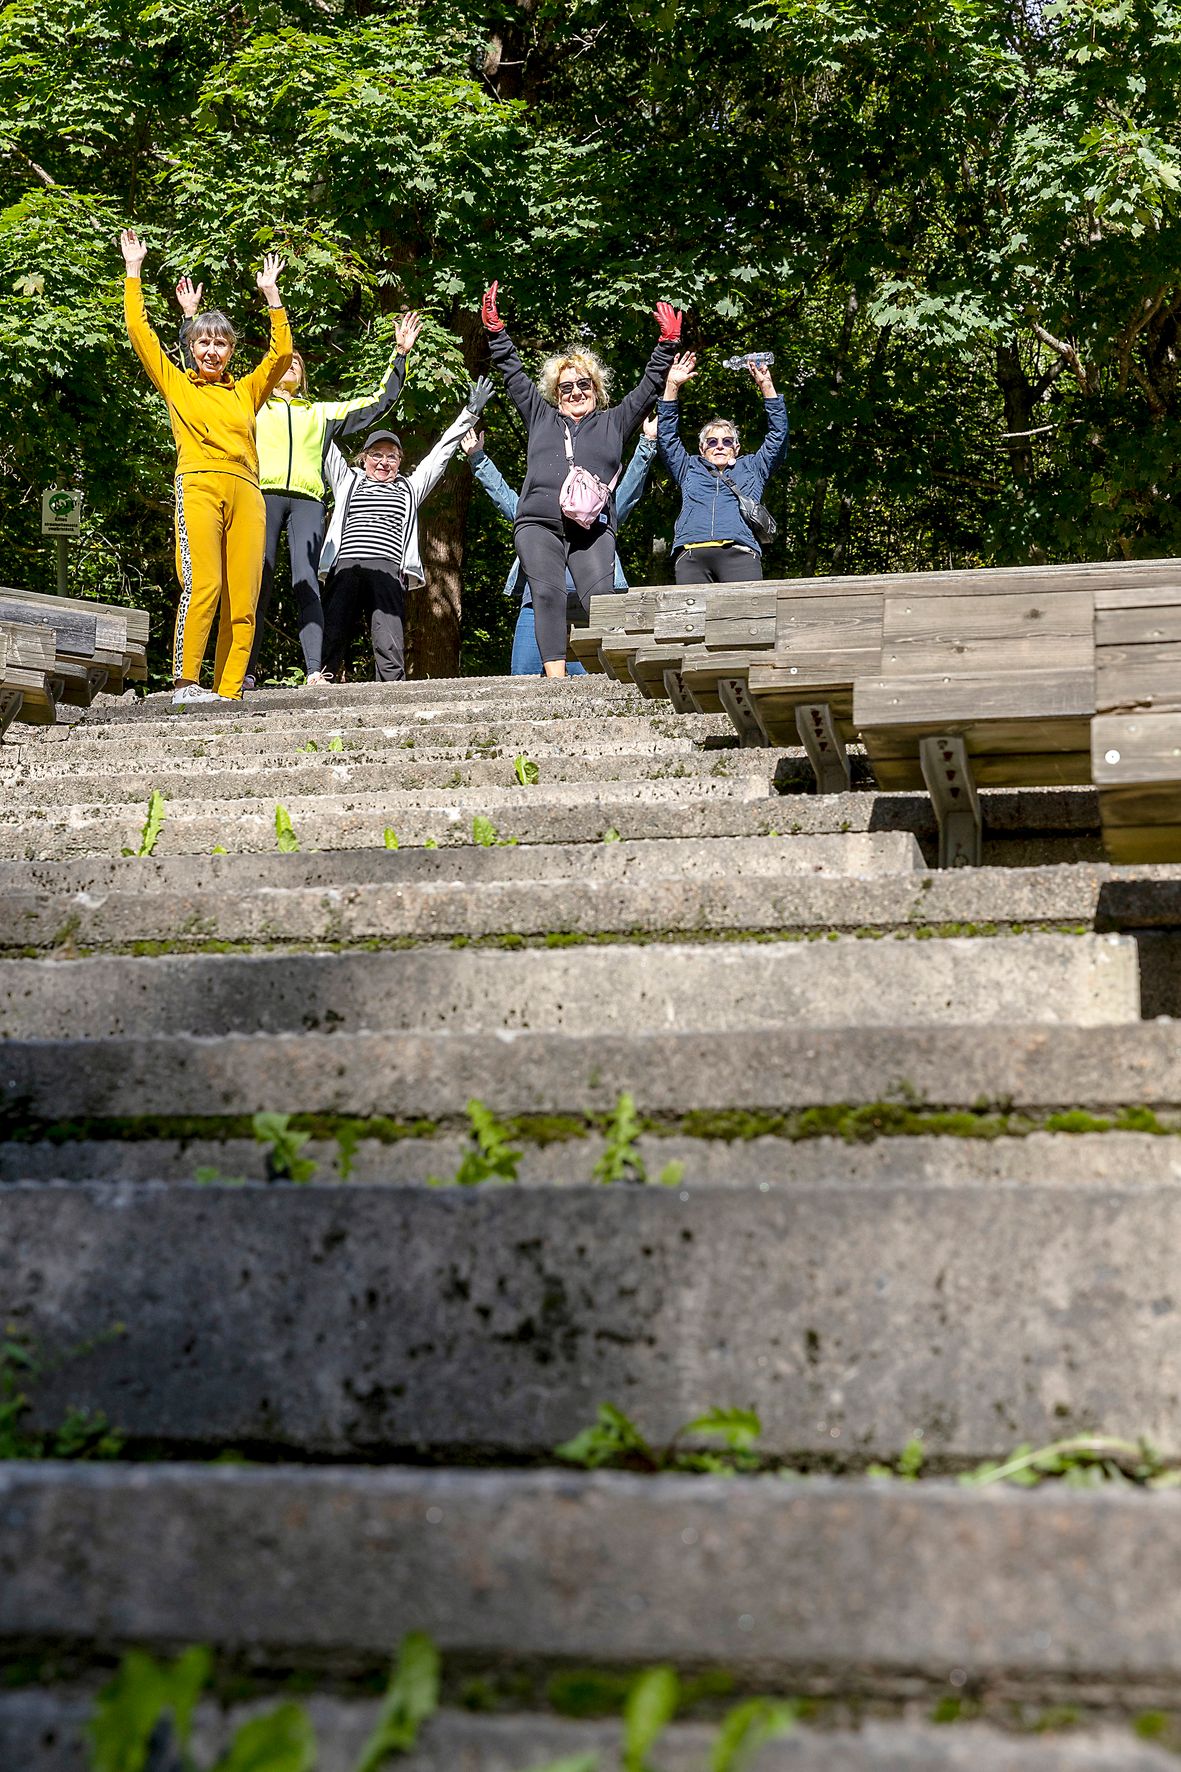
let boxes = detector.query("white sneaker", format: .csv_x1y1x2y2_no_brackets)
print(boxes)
171,684,221,706
305,671,333,686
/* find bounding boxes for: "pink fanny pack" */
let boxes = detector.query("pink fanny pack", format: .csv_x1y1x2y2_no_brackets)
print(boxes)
559,423,619,528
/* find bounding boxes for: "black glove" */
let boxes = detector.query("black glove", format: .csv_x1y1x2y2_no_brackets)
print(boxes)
467,376,494,416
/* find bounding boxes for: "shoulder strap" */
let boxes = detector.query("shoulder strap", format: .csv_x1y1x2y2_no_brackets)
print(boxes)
563,422,575,465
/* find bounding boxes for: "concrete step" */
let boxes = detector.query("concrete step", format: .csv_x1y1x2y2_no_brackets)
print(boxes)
0,747,790,807
8,1162,1181,1458
1,1692,1174,1772
0,831,924,895
6,1466,1181,1700
0,785,1105,862
9,710,736,761
11,868,1181,960
4,1020,1176,1124
0,935,1141,1038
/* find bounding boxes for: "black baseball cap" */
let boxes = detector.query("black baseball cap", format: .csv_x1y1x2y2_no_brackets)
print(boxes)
363,429,402,451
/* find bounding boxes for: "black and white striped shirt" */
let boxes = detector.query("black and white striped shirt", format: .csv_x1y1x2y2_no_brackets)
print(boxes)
335,475,412,569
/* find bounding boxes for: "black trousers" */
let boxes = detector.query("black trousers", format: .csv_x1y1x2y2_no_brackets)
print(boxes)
322,560,407,682
673,544,762,585
513,519,618,665
251,493,326,678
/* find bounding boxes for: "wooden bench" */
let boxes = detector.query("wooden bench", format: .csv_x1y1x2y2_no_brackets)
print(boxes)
0,620,59,729
0,587,149,699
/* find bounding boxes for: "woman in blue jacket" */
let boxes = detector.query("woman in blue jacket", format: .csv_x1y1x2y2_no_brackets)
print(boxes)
657,352,788,584
460,416,659,674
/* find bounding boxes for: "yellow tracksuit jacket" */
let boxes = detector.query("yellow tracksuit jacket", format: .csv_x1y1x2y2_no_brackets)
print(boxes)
124,277,292,696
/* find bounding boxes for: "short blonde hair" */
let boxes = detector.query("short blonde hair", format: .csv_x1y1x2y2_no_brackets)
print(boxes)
539,348,611,409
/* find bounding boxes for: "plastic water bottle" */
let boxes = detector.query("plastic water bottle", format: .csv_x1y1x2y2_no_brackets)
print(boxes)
723,351,774,370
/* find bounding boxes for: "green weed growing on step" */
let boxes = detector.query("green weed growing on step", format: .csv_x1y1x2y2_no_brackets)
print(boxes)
514,753,540,785
274,804,299,853
472,814,518,847
328,735,344,752
383,827,399,849
121,789,166,857
959,1434,1178,1489
298,739,319,752
601,827,621,843
556,1402,763,1476
252,1112,316,1183
193,1166,247,1186
423,836,439,849
428,1099,523,1187
88,1632,438,1772
593,1094,684,1187
336,1120,364,1180
866,1437,925,1480
1,1330,125,1461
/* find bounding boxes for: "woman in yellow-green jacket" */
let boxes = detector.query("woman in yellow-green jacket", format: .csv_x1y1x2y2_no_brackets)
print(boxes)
178,278,421,686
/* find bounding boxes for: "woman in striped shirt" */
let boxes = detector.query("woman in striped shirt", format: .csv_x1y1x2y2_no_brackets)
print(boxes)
318,377,493,681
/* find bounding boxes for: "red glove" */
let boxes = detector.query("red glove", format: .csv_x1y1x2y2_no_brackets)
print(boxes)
481,280,505,333
654,300,683,342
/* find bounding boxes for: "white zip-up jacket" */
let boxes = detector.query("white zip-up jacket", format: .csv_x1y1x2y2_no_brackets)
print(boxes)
319,399,478,586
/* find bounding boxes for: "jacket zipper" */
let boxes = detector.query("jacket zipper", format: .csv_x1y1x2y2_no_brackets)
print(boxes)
285,404,294,491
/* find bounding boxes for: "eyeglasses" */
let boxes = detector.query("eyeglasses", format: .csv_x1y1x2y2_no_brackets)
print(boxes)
703,435,738,450
558,377,594,396
367,454,400,468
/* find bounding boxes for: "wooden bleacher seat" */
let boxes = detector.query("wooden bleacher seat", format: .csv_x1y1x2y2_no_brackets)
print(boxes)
1091,563,1181,861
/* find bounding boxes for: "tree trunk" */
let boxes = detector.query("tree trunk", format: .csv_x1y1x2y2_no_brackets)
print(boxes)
410,468,471,678
994,340,1035,483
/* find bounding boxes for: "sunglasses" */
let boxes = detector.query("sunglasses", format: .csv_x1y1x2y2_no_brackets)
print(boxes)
558,376,594,395
703,435,738,450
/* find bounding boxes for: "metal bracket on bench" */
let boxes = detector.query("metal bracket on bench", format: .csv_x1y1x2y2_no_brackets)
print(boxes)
86,666,109,698
795,703,852,795
0,689,23,738
662,668,696,714
717,677,769,748
920,734,982,869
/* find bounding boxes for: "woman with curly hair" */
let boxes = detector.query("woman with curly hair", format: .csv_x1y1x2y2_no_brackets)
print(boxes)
481,280,682,675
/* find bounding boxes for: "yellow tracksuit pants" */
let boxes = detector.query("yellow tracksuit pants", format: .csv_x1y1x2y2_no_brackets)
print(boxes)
173,471,266,699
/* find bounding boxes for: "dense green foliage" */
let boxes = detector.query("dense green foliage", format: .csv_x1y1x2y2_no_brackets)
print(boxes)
3,0,1181,679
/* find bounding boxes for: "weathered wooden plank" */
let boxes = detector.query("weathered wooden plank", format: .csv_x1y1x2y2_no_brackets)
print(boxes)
758,651,879,686
882,631,1093,676
1095,782,1181,828
854,669,1094,730
1095,605,1181,647
764,558,1181,602
0,585,148,647
630,646,685,697
681,650,755,687
1094,581,1181,612
0,622,56,672
653,610,707,644
0,664,56,724
882,589,1092,647
1091,712,1181,785
1102,823,1181,863
702,615,776,649
870,750,1092,793
1096,650,1181,714
864,716,1093,760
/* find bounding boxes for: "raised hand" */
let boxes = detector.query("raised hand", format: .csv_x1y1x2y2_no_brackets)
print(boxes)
120,228,147,275
175,275,203,318
256,252,285,306
481,280,504,333
467,375,495,415
665,351,697,395
460,428,484,456
747,358,776,398
394,310,423,354
642,413,658,442
653,300,683,342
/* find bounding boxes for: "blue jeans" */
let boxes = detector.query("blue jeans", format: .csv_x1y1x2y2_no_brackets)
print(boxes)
510,602,587,677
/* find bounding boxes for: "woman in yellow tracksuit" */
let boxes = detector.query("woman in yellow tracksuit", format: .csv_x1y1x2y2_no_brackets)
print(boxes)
119,227,292,706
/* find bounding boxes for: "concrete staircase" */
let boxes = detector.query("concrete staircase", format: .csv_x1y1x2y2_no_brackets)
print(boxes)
4,674,1181,1769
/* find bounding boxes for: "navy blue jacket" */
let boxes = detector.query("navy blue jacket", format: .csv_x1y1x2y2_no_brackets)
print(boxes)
657,396,789,556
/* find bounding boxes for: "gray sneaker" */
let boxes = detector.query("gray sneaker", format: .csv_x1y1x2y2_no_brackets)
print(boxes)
171,684,221,707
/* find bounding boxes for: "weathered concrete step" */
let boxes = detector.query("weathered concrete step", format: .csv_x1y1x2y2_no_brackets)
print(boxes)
0,832,924,895
0,936,1140,1037
6,1022,1178,1123
74,674,653,726
8,871,1181,960
7,1466,1181,1697
6,1128,1180,1188
8,1170,1181,1458
2,1693,1173,1772
0,786,1104,862
13,710,735,760
0,747,787,806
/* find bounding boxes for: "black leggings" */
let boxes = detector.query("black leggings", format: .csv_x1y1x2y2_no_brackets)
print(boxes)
514,519,618,665
252,493,326,677
673,544,762,585
322,560,407,682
